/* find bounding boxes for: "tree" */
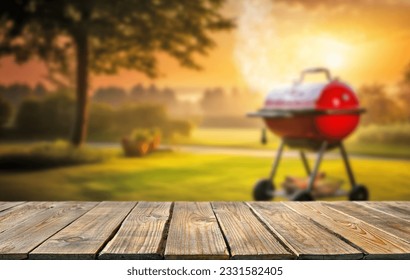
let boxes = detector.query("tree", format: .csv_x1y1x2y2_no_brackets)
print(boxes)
0,83,32,106
130,83,146,101
0,0,234,146
398,62,410,120
358,84,404,125
33,83,48,98
93,86,127,107
200,87,230,115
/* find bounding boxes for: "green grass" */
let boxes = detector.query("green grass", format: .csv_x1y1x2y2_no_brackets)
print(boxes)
171,128,278,149
171,127,410,158
0,149,409,201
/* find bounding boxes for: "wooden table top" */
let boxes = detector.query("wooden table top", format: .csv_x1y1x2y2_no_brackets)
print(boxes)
0,201,409,260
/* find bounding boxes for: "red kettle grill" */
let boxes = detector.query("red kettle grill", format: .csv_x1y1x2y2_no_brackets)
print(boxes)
248,68,368,201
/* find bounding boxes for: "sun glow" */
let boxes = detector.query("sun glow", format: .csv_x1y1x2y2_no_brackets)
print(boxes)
324,51,344,69
233,0,355,93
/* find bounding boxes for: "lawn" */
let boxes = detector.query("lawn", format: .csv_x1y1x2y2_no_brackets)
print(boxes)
0,149,409,201
171,127,410,158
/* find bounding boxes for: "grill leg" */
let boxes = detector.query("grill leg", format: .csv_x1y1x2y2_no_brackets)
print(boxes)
268,140,285,181
307,141,327,192
339,142,357,189
300,150,311,176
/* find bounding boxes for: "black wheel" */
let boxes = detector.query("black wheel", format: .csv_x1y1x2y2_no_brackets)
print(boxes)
349,185,369,201
253,179,274,201
291,190,314,201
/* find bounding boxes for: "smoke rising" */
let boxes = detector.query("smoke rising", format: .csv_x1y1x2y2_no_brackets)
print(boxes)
234,0,279,94
233,0,410,93
233,0,340,93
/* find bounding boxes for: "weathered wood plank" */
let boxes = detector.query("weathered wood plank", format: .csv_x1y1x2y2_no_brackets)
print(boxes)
285,202,410,259
164,202,228,259
0,202,60,232
360,202,410,222
99,202,172,259
212,202,293,259
0,201,25,212
248,202,363,259
0,202,96,260
326,202,410,243
30,201,135,260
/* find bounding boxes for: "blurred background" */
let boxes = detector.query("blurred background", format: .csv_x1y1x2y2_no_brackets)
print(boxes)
0,0,409,201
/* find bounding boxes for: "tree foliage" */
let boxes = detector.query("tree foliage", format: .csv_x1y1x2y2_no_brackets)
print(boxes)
93,87,127,107
0,0,234,146
358,84,405,125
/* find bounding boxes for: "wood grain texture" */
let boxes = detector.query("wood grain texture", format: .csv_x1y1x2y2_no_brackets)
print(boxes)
360,202,410,222
164,202,228,259
99,202,172,259
30,201,135,260
326,202,410,243
0,202,25,212
248,202,363,259
0,201,409,260
285,202,410,259
0,201,96,260
0,202,51,231
212,202,293,259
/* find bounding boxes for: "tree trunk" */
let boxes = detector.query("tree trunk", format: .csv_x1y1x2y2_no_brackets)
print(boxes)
71,29,89,147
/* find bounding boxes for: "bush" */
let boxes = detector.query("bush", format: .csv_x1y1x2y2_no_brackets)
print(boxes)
89,103,115,135
0,97,12,127
40,92,75,134
114,104,191,140
15,91,75,137
163,120,193,138
121,128,163,157
116,104,167,132
129,129,153,142
122,129,154,157
0,140,108,171
15,98,43,135
355,123,410,146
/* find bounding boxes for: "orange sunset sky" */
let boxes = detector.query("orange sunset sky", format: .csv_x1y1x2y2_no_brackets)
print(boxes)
0,0,410,94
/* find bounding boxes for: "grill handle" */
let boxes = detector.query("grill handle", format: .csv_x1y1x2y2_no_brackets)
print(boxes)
297,67,332,84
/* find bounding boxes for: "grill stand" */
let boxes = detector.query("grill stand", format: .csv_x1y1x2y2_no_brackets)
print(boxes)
255,140,369,201
339,142,356,188
306,141,327,193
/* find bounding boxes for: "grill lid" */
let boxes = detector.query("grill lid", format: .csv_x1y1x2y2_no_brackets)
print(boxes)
248,67,364,118
265,83,327,110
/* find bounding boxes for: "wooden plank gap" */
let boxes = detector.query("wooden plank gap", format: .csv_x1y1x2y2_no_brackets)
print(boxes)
325,202,410,244
156,202,174,259
211,202,233,259
282,202,369,258
212,202,293,260
247,202,362,260
0,202,25,213
356,202,410,222
29,201,137,260
93,202,139,259
284,202,410,259
0,202,98,260
99,202,173,260
245,202,296,257
165,202,229,260
26,201,103,256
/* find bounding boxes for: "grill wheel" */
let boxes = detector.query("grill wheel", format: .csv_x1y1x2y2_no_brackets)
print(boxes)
349,185,369,201
253,179,275,201
291,190,314,201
